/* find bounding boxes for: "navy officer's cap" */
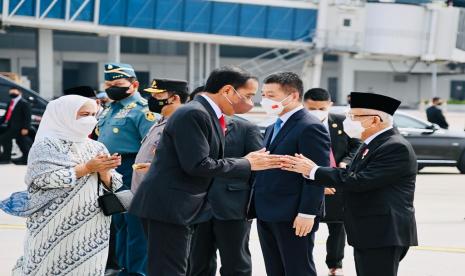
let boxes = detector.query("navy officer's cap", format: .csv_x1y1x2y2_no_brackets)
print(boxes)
104,63,137,81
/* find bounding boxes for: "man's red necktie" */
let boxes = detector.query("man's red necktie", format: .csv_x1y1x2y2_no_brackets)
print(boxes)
218,115,226,134
329,148,337,168
4,100,14,123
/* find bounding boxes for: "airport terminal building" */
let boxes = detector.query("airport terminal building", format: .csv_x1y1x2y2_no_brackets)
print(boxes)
1,0,465,107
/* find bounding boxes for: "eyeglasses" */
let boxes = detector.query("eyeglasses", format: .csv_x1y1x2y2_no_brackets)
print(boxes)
346,113,384,122
232,87,255,101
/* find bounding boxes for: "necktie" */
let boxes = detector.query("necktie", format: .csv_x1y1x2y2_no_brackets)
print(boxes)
329,148,337,168
4,100,15,123
218,115,226,134
270,118,283,143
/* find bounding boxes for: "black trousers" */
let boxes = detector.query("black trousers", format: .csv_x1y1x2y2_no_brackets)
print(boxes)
257,219,319,276
354,246,409,276
188,219,252,276
0,128,32,161
325,223,346,269
142,219,196,276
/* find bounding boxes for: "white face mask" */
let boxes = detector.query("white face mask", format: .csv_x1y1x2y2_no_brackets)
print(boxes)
74,116,98,138
260,95,291,116
308,110,329,122
343,118,365,139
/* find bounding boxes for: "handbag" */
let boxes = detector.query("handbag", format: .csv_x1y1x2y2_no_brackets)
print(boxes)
97,175,134,216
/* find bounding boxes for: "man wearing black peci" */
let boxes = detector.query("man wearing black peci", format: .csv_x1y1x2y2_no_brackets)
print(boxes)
281,92,418,276
304,88,362,276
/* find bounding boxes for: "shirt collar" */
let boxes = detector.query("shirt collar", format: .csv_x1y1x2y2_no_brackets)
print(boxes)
364,126,393,145
279,105,303,125
200,95,222,119
323,116,329,130
13,95,22,105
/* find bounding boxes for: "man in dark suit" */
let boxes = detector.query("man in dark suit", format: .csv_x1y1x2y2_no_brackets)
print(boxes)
304,88,362,276
188,116,262,276
253,72,331,276
0,87,32,164
426,97,449,129
130,66,281,276
281,92,418,276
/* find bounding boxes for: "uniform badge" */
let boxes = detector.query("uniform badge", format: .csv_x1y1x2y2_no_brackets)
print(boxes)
338,130,343,135
332,123,338,128
107,64,113,69
145,111,156,122
127,102,137,109
115,109,130,118
113,127,119,134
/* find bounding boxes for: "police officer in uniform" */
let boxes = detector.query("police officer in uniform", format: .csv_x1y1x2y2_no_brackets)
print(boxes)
97,63,157,276
131,79,189,193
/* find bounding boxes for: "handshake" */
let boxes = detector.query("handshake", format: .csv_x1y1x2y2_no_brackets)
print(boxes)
244,149,317,174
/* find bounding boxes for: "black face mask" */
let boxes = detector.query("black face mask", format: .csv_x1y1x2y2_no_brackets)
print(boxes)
148,96,171,114
9,93,19,99
105,86,131,101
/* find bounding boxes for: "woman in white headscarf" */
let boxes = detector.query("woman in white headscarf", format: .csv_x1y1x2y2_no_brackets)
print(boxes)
1,95,123,276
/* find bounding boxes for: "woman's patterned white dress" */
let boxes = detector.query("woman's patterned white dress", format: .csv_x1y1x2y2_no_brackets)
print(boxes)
12,137,122,276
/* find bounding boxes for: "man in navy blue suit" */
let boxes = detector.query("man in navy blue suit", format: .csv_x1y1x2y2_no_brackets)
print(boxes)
253,72,331,276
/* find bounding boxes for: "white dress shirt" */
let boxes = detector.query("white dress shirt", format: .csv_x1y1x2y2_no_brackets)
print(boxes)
307,126,394,180
322,116,329,130
10,95,22,110
278,105,304,125
200,95,223,119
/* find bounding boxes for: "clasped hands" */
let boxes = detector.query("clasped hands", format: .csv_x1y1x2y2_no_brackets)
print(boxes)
85,153,121,187
244,149,317,175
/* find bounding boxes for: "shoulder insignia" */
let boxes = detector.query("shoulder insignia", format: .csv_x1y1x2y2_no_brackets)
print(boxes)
95,126,100,136
145,111,156,122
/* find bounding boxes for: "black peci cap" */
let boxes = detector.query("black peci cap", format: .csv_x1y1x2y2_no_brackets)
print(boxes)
144,79,188,94
350,92,401,115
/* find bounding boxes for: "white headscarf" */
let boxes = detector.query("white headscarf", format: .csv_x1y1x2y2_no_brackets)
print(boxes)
35,95,98,143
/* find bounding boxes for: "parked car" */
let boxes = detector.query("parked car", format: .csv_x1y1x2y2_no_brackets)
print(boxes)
0,75,48,136
238,109,465,174
393,111,465,173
